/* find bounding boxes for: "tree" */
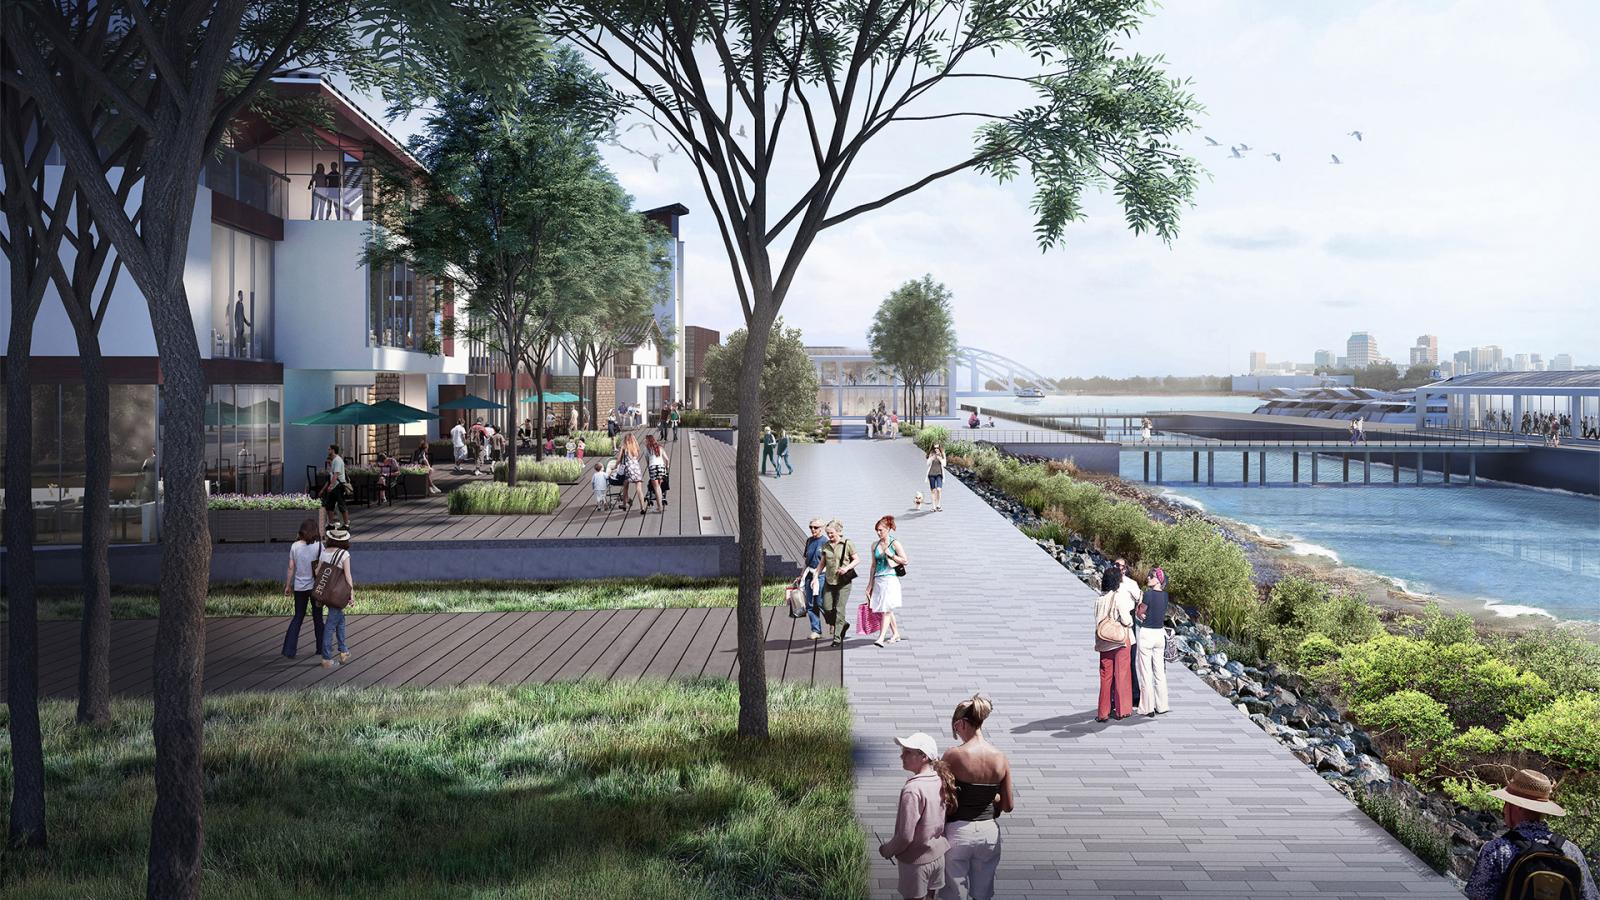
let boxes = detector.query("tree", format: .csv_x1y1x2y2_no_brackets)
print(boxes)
372,51,618,475
562,215,666,432
868,275,957,427
704,319,820,433
553,0,1199,736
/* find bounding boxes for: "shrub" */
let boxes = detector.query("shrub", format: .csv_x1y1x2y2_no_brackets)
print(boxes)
493,458,585,484
1491,629,1600,698
945,439,976,459
678,409,719,428
401,465,432,476
1503,694,1600,771
571,431,614,457
1158,519,1255,622
912,425,949,452
1418,604,1477,646
1441,776,1502,814
447,481,561,516
428,439,454,463
208,493,320,510
1021,521,1074,546
1352,690,1456,751
1329,634,1553,730
1296,633,1340,668
1554,772,1600,868
1355,790,1451,873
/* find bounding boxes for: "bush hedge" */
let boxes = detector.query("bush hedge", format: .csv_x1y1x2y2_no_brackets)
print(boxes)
447,481,561,516
493,457,586,484
571,430,614,457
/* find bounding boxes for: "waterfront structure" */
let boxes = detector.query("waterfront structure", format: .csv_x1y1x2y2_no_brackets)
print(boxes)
1253,385,1445,425
1249,351,1267,374
809,345,960,418
1346,331,1381,369
1416,370,1600,435
1314,349,1335,369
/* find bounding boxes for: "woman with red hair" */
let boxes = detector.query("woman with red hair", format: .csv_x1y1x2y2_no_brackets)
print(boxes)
867,514,909,647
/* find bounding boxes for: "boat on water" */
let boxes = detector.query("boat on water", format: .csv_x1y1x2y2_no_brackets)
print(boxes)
1013,386,1045,399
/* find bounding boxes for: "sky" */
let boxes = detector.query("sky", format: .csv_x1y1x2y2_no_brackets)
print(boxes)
369,0,1600,378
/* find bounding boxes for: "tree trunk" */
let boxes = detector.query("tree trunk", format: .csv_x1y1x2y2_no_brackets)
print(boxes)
144,277,210,900
75,328,112,726
733,306,776,738
5,316,47,850
534,361,546,462
502,352,519,486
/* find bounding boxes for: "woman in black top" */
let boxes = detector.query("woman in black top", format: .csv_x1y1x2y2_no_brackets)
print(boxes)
1135,567,1172,716
941,694,1014,900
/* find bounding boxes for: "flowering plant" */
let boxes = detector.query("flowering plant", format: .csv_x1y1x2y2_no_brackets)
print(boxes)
207,493,320,511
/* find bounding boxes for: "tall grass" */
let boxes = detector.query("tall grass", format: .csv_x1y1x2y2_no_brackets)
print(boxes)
447,481,561,515
0,682,865,899
32,577,789,620
572,430,614,457
492,457,585,484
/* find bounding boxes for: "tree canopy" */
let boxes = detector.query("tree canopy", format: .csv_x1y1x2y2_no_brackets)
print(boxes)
867,275,958,426
704,319,819,433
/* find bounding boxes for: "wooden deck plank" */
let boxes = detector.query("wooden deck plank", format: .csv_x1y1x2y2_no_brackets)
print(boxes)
548,608,635,681
665,607,724,680
261,613,451,693
581,607,661,681
101,615,270,698
203,614,379,694
421,611,544,687
705,603,749,680
483,610,592,685
307,613,462,691
522,610,616,683
461,611,576,685
615,606,688,682
342,612,508,688
380,612,514,687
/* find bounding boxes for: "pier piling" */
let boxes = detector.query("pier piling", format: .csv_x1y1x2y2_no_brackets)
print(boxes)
1416,452,1424,485
1259,451,1266,485
1363,452,1371,484
1311,453,1318,483
1342,455,1350,483
1156,452,1163,483
1242,452,1249,485
1393,453,1400,484
1470,454,1477,486
1193,451,1200,483
1292,452,1299,483
1207,451,1214,485
1143,451,1149,482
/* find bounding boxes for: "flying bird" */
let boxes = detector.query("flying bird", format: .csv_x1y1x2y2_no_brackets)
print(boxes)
627,122,658,141
1230,146,1243,159
1330,154,1343,165
647,153,661,172
1348,130,1363,141
736,124,747,138
1268,152,1281,162
1238,143,1252,151
1204,136,1220,146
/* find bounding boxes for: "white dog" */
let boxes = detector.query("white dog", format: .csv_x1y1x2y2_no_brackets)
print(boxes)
913,491,924,511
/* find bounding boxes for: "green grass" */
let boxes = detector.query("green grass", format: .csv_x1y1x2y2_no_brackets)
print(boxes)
571,430,614,457
447,481,561,515
0,681,865,899
491,457,586,484
34,577,787,620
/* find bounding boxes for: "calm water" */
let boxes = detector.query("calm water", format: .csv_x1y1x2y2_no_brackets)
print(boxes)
966,394,1600,622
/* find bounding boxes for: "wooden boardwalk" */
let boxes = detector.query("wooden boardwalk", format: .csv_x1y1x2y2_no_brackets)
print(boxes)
691,431,809,569
14,604,842,699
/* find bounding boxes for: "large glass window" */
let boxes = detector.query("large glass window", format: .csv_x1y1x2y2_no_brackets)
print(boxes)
203,383,283,495
370,259,445,353
210,223,274,360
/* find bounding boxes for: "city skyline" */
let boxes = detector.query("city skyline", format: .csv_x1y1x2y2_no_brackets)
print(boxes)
1248,327,1588,376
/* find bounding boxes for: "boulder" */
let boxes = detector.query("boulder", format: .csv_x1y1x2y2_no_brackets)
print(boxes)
1353,755,1391,788
1223,661,1246,677
1205,651,1230,668
1314,746,1353,775
1236,677,1270,699
1291,749,1316,766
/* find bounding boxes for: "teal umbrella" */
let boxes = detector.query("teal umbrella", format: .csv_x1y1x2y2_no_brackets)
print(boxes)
292,401,416,426
370,399,438,421
435,394,505,411
520,391,572,404
550,391,582,403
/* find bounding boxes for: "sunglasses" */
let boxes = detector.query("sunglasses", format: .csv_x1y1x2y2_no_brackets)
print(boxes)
809,524,823,530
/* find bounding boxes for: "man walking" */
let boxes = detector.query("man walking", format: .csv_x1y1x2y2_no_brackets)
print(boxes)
776,426,794,475
1465,768,1595,899
760,425,779,477
450,417,469,475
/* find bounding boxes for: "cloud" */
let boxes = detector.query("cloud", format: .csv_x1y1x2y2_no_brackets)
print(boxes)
1322,231,1472,261
1204,227,1307,251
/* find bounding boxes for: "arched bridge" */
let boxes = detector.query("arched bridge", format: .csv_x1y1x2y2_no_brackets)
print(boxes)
956,346,1055,394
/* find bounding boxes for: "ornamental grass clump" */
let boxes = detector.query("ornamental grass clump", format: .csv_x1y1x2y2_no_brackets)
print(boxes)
572,430,614,457
493,457,585,484
448,481,560,515
207,493,320,510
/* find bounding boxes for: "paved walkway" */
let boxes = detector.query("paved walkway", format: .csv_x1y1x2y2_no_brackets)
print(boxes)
8,605,842,699
766,440,1459,899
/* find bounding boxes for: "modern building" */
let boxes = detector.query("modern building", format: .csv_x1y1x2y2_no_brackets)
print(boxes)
1471,345,1503,373
1416,371,1600,435
1454,349,1473,375
1411,334,1438,366
1513,353,1530,372
1253,385,1445,426
1530,353,1545,371
1346,331,1380,369
1551,353,1574,371
1249,351,1268,374
644,203,689,402
807,346,959,419
1313,349,1335,369
1336,355,1349,369
682,325,720,408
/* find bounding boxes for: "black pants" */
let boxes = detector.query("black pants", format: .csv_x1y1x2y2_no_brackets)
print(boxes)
283,590,324,658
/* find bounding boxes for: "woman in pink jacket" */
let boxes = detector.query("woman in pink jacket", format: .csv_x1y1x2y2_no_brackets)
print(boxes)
879,732,957,899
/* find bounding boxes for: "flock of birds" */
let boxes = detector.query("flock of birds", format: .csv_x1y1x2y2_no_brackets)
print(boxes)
1205,130,1364,165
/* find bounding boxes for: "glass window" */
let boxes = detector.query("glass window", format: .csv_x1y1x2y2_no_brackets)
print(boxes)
210,224,273,360
370,259,442,353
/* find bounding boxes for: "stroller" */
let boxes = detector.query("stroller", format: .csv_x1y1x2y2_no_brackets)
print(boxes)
603,461,630,511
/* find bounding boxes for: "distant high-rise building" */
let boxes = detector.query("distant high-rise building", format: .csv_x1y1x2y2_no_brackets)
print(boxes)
1471,345,1503,373
1347,331,1380,369
1336,356,1349,369
1530,353,1545,371
1249,351,1268,374
1513,353,1530,372
1438,360,1455,377
1551,353,1574,371
1314,349,1334,369
1410,346,1430,366
1412,335,1439,365
1454,350,1472,374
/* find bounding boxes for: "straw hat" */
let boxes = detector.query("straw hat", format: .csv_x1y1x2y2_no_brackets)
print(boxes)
325,525,352,543
1490,769,1566,816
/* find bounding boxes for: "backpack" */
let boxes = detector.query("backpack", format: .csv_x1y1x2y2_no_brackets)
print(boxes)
1500,830,1583,900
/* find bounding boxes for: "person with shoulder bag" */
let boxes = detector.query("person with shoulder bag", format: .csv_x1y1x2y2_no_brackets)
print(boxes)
281,518,324,659
313,525,355,669
821,519,859,646
866,515,909,648
1093,566,1136,722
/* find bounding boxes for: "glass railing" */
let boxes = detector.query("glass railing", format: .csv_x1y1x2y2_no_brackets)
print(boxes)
202,148,289,218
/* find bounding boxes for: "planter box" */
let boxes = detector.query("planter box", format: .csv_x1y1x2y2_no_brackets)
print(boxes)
268,509,316,541
209,509,267,543
399,472,430,499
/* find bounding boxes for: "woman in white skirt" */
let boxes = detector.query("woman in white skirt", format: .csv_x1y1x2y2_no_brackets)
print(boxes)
867,514,909,647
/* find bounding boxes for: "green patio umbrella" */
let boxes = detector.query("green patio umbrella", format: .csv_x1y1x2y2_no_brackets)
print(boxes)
370,399,438,421
291,401,417,426
435,394,505,411
550,391,582,403
519,391,572,404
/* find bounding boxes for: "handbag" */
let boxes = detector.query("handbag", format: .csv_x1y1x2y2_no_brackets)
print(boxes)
1163,627,1180,663
784,577,807,618
1095,595,1130,647
834,539,858,584
856,602,884,636
311,549,351,609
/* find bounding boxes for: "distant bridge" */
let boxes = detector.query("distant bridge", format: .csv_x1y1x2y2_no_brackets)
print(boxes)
955,346,1055,395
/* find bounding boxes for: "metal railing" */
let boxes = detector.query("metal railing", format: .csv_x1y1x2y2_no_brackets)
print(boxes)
953,428,1533,450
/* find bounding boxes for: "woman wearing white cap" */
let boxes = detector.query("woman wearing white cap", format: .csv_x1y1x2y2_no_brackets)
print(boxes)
880,732,956,900
1465,768,1596,900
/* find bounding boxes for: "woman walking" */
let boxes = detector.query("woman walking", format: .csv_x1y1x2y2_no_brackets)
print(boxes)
645,433,670,511
941,694,1014,900
281,518,324,659
925,444,947,512
821,519,859,646
1135,567,1172,716
618,432,647,513
1094,565,1136,721
318,525,354,669
879,732,955,900
867,515,909,647
1139,417,1153,445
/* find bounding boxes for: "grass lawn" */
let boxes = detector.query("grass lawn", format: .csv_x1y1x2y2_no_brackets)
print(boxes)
1,681,864,899
33,577,786,620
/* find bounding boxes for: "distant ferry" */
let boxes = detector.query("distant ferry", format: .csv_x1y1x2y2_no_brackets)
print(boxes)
1013,386,1045,399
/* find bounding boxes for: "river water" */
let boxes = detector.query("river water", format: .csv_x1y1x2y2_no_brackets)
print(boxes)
979,395,1600,623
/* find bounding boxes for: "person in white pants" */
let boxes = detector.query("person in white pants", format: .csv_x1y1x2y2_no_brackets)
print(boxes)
940,694,1014,900
1135,568,1172,716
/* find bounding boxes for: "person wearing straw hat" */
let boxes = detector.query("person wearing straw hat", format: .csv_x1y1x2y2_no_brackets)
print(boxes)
880,732,955,900
1465,768,1595,900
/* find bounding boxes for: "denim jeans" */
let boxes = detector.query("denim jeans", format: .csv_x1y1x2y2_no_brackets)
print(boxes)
283,590,324,658
779,450,793,474
321,608,347,660
804,576,823,634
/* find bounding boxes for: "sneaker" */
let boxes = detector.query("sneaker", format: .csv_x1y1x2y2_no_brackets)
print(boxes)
338,652,350,663
809,631,823,640
321,659,338,669
873,638,887,648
